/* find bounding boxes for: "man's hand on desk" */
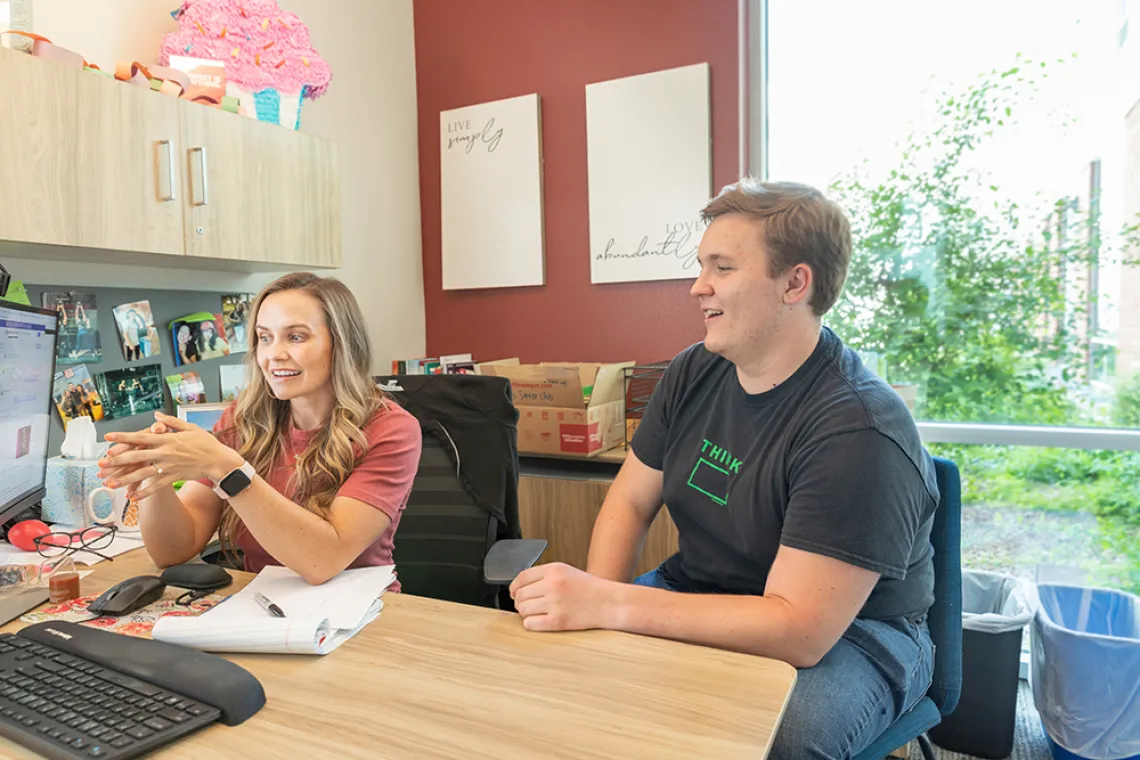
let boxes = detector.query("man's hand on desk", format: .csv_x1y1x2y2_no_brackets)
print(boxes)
509,563,625,632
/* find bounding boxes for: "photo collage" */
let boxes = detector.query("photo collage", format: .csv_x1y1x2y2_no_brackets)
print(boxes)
44,292,253,426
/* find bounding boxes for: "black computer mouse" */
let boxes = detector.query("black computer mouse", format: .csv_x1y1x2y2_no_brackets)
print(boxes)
87,575,167,616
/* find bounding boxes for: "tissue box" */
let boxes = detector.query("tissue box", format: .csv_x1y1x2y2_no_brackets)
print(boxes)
42,457,102,527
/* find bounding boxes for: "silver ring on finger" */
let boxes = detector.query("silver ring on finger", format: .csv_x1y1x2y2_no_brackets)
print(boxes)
153,463,164,476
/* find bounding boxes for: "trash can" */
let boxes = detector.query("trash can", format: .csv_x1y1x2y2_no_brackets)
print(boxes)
928,570,1036,759
1032,584,1140,760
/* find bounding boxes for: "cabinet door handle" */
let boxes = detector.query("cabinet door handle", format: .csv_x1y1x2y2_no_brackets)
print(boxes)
156,140,176,202
189,146,209,206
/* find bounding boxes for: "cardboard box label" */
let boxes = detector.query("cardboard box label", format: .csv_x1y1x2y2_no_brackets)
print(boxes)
559,422,600,454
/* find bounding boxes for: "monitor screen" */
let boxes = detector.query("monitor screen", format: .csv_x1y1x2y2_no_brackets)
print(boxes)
0,302,58,524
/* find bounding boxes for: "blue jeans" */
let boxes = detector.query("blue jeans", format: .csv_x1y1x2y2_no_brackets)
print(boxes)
634,566,935,760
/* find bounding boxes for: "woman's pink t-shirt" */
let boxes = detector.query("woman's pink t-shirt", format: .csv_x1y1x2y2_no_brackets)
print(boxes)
205,401,421,591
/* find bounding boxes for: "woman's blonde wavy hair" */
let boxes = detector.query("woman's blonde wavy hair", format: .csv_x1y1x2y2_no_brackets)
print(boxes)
217,272,383,561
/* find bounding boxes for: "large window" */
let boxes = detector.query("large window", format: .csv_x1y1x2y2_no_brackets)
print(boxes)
766,0,1140,593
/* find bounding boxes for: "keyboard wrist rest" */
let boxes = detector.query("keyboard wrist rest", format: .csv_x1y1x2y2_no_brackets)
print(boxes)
18,621,265,725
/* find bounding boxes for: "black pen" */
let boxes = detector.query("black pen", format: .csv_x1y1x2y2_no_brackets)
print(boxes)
254,591,286,618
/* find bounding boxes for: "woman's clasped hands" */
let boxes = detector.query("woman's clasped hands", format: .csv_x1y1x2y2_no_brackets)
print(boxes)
98,412,242,500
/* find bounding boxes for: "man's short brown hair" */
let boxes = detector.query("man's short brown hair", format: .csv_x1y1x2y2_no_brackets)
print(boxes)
700,179,852,316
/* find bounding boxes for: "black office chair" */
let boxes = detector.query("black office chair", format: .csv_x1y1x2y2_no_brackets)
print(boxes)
378,374,546,608
394,429,544,607
200,539,242,570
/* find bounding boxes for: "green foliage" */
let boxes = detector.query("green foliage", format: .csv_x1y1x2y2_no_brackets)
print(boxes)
929,443,1140,592
828,58,1091,424
832,59,1140,592
929,444,1140,523
1097,520,1140,594
1114,373,1140,428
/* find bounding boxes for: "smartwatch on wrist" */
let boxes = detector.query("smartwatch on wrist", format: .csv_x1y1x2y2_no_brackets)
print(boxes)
212,461,257,500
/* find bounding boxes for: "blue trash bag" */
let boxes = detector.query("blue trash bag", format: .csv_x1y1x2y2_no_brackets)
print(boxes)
1031,584,1140,760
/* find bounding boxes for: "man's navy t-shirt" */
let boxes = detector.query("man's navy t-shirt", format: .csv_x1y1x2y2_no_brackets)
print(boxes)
631,327,938,620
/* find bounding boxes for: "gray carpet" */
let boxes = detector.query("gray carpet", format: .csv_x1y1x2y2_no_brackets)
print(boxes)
909,683,1053,760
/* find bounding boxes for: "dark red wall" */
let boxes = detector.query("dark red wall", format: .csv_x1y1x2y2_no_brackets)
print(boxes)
414,0,740,364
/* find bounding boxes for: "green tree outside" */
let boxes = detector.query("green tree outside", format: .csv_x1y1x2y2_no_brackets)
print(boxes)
824,58,1140,591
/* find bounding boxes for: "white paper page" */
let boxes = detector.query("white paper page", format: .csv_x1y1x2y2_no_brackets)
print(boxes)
153,599,385,655
0,544,46,565
152,565,394,654
214,564,395,628
155,615,329,654
0,532,143,567
67,532,145,565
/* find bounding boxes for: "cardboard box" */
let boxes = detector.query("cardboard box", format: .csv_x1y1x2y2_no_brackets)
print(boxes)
168,55,226,103
473,357,520,374
482,361,635,456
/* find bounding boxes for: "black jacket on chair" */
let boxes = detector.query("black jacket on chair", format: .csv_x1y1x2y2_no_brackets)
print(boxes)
375,373,524,607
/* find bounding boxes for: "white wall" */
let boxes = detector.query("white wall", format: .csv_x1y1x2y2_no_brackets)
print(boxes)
16,0,178,67
284,0,426,372
11,0,425,372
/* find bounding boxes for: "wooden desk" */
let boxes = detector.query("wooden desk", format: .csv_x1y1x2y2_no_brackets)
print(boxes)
2,550,797,759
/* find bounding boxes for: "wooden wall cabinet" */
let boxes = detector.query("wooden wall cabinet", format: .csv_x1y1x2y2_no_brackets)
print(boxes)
0,48,340,270
180,103,340,267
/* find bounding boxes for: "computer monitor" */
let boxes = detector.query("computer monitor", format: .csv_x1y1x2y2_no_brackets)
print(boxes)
0,301,58,526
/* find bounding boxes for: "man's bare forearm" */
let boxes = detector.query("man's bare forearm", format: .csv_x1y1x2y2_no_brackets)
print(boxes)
586,500,656,582
609,582,826,667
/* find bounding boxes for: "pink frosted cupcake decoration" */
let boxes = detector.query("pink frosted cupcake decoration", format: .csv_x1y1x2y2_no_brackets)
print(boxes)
159,0,332,129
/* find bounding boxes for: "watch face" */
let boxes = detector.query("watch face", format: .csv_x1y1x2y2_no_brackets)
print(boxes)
219,468,252,496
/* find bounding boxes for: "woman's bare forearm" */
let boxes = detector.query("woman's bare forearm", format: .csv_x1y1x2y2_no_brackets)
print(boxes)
138,485,210,567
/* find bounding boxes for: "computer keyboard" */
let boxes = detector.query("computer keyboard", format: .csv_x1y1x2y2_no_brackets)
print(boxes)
0,621,265,759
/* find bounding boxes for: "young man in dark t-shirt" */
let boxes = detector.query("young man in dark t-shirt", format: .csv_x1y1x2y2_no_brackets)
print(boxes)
510,179,939,759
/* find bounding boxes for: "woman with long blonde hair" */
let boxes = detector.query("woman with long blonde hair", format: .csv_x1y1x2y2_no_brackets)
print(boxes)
97,273,422,586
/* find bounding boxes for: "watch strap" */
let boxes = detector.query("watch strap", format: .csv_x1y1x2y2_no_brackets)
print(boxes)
211,461,257,500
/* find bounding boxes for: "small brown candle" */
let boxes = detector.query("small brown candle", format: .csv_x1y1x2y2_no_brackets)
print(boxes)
48,570,81,604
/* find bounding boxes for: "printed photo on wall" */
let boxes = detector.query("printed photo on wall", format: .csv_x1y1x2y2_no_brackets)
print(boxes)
221,294,252,354
171,312,230,365
219,364,247,402
198,313,230,361
165,372,207,406
96,364,164,420
51,365,105,424
41,292,102,365
170,318,200,366
112,300,161,361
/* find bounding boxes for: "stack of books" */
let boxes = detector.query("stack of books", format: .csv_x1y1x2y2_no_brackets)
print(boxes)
390,353,475,375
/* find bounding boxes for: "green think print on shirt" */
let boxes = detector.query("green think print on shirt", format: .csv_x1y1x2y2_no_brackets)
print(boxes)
687,438,741,506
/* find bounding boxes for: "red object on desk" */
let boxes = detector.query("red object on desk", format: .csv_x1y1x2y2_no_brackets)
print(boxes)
7,520,51,552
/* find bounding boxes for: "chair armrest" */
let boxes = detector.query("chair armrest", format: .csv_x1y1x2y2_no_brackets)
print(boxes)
199,539,244,571
200,539,222,563
483,539,548,584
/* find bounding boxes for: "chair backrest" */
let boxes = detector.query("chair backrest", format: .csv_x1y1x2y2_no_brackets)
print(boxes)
927,456,964,717
375,374,521,537
392,430,500,607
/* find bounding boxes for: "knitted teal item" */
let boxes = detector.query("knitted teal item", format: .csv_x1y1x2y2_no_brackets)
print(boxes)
253,88,281,123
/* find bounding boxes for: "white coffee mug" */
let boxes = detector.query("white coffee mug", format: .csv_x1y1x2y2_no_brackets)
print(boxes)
85,487,140,534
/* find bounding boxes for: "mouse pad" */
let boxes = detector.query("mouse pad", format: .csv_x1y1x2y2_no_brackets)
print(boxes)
20,592,224,638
